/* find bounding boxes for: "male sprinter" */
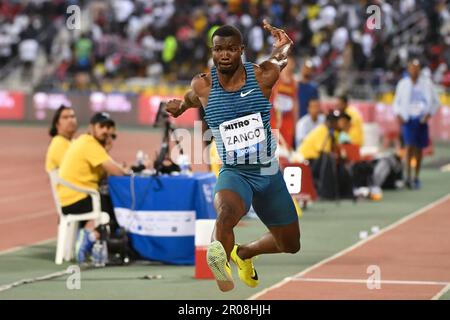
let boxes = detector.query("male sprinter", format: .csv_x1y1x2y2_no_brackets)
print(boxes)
166,21,300,292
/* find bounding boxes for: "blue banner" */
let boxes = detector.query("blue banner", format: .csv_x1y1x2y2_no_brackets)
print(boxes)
109,173,217,265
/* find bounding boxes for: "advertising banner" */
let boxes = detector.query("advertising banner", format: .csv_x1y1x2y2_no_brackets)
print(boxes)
0,91,25,120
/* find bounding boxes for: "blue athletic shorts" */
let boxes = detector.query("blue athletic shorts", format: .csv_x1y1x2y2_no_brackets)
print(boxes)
214,162,298,227
402,117,429,149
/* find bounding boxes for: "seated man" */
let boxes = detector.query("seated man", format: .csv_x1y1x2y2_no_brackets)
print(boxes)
336,94,364,146
45,105,77,172
58,112,131,263
295,98,325,147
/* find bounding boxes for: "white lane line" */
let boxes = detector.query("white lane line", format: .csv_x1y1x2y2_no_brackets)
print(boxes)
0,238,56,256
249,193,450,300
286,277,450,286
0,190,51,204
0,209,55,226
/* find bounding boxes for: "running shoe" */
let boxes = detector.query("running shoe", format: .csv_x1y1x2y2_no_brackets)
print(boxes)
206,241,234,292
230,244,259,288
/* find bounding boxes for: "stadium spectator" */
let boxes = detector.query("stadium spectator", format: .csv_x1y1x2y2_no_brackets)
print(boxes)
45,105,77,172
270,56,298,149
393,58,440,189
335,94,364,146
297,59,319,119
57,112,131,263
18,37,39,80
295,98,325,147
0,28,14,69
1,0,450,95
73,33,94,73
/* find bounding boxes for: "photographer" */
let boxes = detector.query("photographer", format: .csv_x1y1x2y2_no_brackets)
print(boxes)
297,110,353,199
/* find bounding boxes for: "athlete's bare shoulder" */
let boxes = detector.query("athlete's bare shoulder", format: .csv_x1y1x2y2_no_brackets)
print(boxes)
191,73,211,98
191,73,211,107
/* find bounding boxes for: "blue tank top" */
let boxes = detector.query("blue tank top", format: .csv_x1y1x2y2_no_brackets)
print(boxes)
204,62,276,166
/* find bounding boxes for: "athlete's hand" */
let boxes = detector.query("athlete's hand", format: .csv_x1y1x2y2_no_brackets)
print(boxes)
166,99,184,118
263,19,293,49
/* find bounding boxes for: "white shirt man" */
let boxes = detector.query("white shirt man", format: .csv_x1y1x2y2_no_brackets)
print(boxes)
296,99,325,147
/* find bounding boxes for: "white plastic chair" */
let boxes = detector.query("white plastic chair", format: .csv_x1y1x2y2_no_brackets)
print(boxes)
48,169,110,264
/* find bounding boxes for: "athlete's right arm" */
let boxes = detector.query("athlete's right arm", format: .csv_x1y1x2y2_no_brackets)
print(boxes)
166,74,210,118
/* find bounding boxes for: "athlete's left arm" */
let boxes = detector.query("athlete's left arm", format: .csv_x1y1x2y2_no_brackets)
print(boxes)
257,20,294,89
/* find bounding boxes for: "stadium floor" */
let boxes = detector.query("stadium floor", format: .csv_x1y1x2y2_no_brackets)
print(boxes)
0,124,449,300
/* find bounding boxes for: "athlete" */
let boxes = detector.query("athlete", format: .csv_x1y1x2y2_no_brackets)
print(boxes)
166,20,300,292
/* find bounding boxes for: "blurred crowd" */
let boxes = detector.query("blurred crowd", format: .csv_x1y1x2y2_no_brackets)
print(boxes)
1,0,450,94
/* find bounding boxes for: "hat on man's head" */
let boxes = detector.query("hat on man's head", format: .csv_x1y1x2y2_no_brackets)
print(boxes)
90,112,115,126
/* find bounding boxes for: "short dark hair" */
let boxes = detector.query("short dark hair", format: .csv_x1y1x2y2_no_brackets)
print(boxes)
90,112,115,127
49,105,72,137
212,25,243,44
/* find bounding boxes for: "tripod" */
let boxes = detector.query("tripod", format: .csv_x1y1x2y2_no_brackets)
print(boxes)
153,102,185,175
314,127,340,202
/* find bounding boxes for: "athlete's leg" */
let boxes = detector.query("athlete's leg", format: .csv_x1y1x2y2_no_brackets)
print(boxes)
207,190,247,291
236,169,300,258
213,189,247,260
207,169,252,291
236,221,300,259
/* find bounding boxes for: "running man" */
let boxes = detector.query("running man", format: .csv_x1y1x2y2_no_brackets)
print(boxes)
166,21,300,292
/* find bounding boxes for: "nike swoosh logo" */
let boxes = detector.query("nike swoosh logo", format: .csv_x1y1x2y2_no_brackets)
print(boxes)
240,89,256,98
251,269,258,281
